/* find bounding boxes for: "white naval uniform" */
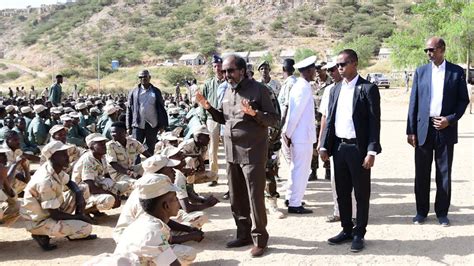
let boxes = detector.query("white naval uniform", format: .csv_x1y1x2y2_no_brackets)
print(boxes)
282,77,316,207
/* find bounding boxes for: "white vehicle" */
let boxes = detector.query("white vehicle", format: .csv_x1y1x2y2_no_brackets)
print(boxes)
366,73,390,89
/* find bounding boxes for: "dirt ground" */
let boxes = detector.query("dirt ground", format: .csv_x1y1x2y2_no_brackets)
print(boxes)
1,87,473,265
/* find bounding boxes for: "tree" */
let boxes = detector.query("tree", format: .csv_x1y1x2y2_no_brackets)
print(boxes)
387,1,472,69
294,48,317,63
334,36,378,68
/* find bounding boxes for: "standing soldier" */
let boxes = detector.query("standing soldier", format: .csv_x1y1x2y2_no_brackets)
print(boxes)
258,61,281,97
200,55,225,187
309,62,332,181
49,75,63,107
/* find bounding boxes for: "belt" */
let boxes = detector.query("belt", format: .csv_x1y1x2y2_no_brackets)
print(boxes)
337,137,357,144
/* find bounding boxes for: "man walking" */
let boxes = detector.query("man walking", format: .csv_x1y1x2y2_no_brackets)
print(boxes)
126,70,168,156
407,37,469,226
282,56,317,214
320,49,381,252
195,55,279,257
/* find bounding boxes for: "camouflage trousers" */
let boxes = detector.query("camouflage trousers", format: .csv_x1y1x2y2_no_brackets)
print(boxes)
312,125,330,170
86,193,116,212
172,209,209,229
186,170,218,184
0,192,20,226
26,190,92,239
173,244,197,265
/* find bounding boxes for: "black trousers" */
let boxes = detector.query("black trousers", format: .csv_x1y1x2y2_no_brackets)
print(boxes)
415,123,454,218
333,141,371,238
133,122,159,155
227,162,268,248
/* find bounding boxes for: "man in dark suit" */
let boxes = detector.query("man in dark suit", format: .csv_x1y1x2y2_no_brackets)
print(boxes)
407,37,469,227
320,49,381,252
126,70,168,156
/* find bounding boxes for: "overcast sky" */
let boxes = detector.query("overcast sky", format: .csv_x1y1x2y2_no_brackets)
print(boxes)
0,0,67,9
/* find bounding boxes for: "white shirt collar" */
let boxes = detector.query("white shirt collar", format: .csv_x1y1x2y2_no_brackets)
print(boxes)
342,74,359,87
431,60,446,71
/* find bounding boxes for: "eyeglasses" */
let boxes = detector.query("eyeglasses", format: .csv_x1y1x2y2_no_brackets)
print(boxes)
423,48,435,53
336,62,351,68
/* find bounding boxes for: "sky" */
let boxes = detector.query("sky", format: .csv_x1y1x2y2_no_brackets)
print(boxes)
0,0,67,9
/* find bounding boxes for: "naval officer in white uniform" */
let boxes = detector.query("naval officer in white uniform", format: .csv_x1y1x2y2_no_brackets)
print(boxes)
281,56,317,214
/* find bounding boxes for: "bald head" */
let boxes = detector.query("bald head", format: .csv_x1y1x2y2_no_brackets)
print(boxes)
425,36,446,65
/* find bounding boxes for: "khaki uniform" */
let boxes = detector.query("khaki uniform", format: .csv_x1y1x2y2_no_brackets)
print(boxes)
114,213,196,265
113,171,208,243
0,190,20,225
2,143,28,194
178,139,218,184
20,162,92,239
72,151,120,211
40,143,85,175
105,137,145,190
311,78,332,176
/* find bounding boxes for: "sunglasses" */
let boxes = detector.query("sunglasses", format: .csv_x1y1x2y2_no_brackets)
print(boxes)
336,62,351,68
423,48,435,53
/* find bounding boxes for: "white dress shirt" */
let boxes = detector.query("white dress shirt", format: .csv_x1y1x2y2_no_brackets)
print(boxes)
335,75,358,139
320,82,335,117
430,60,445,117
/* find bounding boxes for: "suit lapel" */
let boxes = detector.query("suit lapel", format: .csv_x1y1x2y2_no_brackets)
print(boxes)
426,63,432,103
331,82,342,120
353,76,363,112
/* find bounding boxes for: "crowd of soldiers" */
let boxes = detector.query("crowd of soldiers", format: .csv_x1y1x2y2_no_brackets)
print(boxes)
0,54,338,264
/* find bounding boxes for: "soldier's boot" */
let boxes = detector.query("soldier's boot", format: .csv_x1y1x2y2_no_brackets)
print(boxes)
266,197,285,219
325,168,331,180
32,234,57,251
308,165,318,181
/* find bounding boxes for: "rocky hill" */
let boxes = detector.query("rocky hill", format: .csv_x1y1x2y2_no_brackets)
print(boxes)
0,0,416,92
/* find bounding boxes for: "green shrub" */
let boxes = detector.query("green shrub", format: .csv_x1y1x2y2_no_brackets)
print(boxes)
5,71,21,80
0,63,7,70
294,48,317,62
223,6,235,15
163,44,182,57
60,68,80,78
271,19,284,31
162,66,195,86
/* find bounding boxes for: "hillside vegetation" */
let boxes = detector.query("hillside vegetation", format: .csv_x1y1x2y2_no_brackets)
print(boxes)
0,0,416,92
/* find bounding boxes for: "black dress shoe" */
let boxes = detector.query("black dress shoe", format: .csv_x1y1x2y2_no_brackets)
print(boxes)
350,235,365,252
285,200,305,207
288,206,313,214
327,231,353,245
226,238,253,248
222,191,230,200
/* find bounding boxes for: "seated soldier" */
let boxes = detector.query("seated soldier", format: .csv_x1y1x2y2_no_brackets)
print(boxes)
105,122,151,192
27,105,50,146
45,125,86,175
161,147,218,227
179,125,218,187
113,155,206,244
67,112,88,147
154,132,180,155
0,148,27,226
0,117,14,143
72,134,124,217
2,130,39,194
114,171,199,265
13,117,40,155
102,105,120,139
20,141,96,251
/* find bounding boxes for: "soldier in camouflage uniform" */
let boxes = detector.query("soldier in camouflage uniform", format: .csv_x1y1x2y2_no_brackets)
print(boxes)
21,141,96,251
263,81,285,219
309,62,332,181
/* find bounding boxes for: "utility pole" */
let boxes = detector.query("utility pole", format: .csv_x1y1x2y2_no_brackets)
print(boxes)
97,52,100,94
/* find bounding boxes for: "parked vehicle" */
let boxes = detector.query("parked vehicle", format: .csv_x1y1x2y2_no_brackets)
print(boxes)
366,73,390,88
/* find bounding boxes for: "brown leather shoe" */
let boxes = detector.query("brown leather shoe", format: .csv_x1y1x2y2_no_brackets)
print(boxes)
250,246,267,257
226,238,253,248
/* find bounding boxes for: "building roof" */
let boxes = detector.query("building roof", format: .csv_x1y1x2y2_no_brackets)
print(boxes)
221,51,249,58
280,50,295,57
178,53,203,61
248,50,269,58
378,48,392,55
